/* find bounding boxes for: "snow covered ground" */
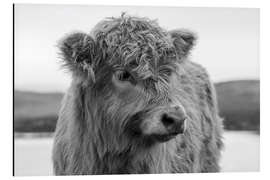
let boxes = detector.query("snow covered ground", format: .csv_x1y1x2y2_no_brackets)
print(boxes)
14,131,259,176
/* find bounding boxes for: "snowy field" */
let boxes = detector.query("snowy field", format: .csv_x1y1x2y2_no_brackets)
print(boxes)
14,131,259,176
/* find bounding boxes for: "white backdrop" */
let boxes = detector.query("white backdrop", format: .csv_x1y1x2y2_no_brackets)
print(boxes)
14,4,259,92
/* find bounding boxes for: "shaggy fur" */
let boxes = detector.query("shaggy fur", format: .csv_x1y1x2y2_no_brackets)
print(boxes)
52,14,223,175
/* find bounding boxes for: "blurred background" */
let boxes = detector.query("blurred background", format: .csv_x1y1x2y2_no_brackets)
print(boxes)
14,4,260,176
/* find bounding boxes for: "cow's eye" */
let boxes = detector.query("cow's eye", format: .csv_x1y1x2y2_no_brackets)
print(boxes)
115,70,135,84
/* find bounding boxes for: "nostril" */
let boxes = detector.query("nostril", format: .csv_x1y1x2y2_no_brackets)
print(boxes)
161,113,175,127
174,106,180,110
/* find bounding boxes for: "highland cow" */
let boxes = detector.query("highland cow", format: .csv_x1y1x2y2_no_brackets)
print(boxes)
52,14,223,175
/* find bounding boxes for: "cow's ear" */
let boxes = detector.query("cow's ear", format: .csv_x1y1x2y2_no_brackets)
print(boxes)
169,29,197,60
58,32,97,82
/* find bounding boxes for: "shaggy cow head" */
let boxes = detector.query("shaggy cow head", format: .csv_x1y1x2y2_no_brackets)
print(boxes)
58,14,196,147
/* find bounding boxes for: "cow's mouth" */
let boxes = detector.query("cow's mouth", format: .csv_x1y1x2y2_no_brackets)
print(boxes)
147,132,180,142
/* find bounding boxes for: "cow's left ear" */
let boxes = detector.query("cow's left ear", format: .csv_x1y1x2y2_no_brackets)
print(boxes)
169,29,197,60
58,32,97,82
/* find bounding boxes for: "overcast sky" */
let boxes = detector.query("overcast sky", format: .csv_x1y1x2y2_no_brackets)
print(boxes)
15,4,259,92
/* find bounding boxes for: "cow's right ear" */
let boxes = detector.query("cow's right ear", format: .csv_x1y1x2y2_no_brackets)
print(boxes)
58,32,97,82
169,29,197,60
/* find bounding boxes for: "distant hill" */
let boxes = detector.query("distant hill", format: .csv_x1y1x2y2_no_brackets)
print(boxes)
14,80,260,132
14,91,63,132
215,80,260,131
14,91,63,118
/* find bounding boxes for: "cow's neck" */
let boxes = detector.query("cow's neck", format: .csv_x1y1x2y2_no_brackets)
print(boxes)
88,139,172,174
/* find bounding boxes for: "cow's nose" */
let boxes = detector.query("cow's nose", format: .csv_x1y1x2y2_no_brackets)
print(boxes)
160,106,187,134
